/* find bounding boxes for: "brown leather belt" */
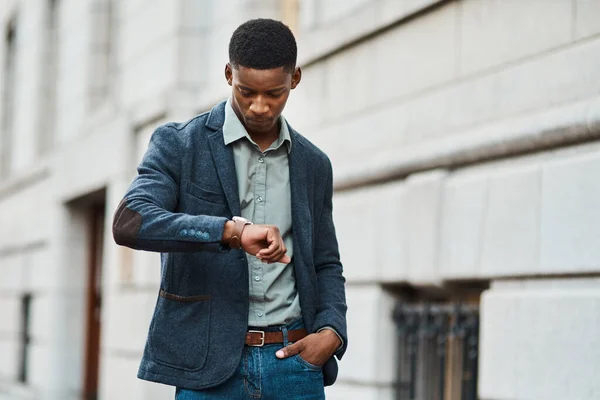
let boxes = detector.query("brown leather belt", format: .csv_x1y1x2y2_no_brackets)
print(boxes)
245,328,308,347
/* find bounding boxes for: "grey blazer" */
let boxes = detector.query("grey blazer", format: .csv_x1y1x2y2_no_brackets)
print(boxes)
112,101,348,389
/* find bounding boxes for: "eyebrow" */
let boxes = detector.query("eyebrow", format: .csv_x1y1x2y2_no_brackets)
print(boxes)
237,85,286,93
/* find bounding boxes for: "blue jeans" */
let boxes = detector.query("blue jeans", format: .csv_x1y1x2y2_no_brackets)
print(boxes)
175,318,325,399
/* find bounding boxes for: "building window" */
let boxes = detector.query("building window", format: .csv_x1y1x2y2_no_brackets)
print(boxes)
38,0,59,156
89,0,113,110
394,302,480,400
1,17,17,178
18,293,32,383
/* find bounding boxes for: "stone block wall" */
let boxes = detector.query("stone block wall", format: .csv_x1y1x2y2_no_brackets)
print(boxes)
479,279,600,400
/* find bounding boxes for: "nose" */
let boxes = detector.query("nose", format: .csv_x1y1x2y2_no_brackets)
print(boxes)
249,96,269,117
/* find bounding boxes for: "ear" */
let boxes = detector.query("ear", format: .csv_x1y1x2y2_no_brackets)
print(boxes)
291,67,302,90
225,63,233,86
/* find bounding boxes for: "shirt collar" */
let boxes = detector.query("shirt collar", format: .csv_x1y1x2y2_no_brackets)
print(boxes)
223,98,292,154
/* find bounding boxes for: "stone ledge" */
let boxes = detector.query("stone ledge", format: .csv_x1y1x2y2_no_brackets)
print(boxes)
0,162,50,202
298,0,445,66
334,96,600,190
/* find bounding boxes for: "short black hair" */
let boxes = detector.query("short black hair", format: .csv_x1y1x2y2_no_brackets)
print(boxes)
229,19,297,73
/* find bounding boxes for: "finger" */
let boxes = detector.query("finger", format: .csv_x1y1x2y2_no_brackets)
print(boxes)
264,247,287,264
264,241,290,264
258,230,291,263
264,237,285,263
276,341,302,359
257,242,284,261
257,246,276,259
256,230,278,259
267,241,288,264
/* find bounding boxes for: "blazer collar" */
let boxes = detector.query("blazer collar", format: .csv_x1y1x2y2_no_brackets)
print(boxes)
206,100,227,131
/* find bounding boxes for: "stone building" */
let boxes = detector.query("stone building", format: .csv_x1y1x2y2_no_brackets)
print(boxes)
1,0,599,399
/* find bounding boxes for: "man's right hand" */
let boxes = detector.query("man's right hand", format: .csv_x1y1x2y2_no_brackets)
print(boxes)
222,222,291,264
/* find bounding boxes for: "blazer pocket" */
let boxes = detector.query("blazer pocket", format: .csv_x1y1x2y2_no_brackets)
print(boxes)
186,181,226,206
147,290,211,371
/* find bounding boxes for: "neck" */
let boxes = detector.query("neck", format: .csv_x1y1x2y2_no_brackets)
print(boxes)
247,121,280,152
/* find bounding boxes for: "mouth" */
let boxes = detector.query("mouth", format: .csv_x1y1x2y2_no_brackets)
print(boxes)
247,118,273,126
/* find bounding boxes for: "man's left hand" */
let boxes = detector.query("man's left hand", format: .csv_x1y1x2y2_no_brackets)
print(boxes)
275,329,341,366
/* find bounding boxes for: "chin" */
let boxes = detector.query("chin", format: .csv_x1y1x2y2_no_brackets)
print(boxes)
248,121,275,133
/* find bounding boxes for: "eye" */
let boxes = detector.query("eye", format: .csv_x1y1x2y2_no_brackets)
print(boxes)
267,91,284,98
239,88,253,97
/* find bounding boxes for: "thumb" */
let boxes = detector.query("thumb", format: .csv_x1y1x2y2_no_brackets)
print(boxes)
276,340,302,359
280,254,292,264
265,227,276,244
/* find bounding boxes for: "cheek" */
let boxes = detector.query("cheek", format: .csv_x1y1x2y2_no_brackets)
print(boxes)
233,95,250,112
273,95,290,113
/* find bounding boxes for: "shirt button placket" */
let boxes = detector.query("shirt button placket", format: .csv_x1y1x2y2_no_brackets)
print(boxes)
254,152,267,224
251,150,268,325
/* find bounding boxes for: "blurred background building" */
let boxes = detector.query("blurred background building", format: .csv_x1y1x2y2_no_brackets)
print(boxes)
1,0,600,399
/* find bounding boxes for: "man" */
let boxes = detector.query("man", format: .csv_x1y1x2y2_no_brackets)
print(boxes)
112,19,347,399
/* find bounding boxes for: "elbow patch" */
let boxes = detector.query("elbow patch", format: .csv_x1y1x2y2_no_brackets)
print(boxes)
112,198,142,246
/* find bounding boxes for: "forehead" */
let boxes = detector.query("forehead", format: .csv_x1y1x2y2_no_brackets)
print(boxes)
232,65,291,89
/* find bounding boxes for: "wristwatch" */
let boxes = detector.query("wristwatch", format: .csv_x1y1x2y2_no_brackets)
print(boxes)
229,216,253,249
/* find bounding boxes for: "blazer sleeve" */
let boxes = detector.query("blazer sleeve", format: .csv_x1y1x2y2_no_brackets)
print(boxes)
112,125,229,253
312,158,348,359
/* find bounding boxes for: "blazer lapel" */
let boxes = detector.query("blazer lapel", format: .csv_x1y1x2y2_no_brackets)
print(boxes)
207,129,241,217
289,131,312,264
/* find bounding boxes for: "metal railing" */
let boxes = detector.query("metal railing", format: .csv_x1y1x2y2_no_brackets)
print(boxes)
394,303,479,400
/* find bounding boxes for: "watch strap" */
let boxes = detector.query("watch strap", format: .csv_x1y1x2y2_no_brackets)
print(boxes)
229,218,248,249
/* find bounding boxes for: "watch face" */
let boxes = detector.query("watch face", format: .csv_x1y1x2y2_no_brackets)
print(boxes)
232,216,252,224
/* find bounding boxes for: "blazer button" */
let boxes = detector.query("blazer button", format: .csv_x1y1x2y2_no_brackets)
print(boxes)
189,229,196,236
195,231,202,239
202,232,210,240
180,229,188,236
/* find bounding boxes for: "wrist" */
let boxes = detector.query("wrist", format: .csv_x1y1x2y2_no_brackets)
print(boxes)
318,328,341,350
221,221,235,244
226,216,252,249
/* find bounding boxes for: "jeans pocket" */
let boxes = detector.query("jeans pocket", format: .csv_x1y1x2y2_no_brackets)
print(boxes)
293,354,322,371
147,291,211,371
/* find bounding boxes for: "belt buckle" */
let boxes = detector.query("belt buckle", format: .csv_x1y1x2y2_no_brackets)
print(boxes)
247,330,265,347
